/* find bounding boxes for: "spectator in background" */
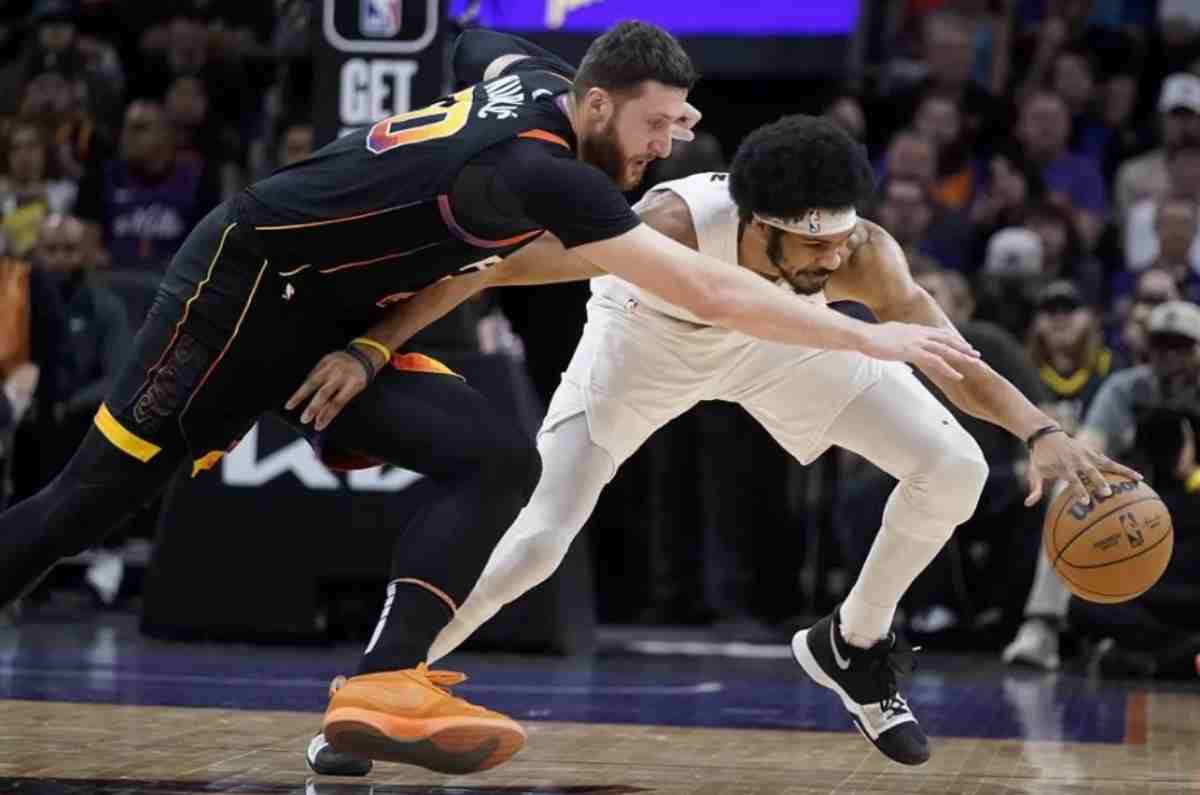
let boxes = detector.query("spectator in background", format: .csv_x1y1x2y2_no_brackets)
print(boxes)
1117,267,1182,364
1118,196,1200,303
127,5,252,138
0,233,65,501
1114,73,1200,223
76,99,221,269
1025,280,1115,436
1049,46,1109,162
1025,201,1105,302
874,176,938,264
1005,300,1200,671
912,92,979,211
0,120,77,255
1125,148,1200,275
875,11,1001,154
32,213,130,456
165,74,243,199
974,226,1044,337
969,143,1049,260
822,94,866,143
0,0,124,126
18,60,107,181
0,234,41,458
1015,90,1107,251
275,117,313,168
880,131,971,269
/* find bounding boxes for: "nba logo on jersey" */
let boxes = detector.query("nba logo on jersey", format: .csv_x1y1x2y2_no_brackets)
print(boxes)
360,0,402,38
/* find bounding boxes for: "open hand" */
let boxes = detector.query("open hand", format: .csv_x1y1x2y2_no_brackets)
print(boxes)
285,351,373,432
862,322,981,382
1023,430,1142,507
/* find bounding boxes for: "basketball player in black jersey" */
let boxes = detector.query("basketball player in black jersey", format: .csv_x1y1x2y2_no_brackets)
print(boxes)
0,22,979,775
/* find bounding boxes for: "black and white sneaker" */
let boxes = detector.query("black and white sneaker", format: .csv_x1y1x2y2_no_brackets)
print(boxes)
792,606,929,765
306,731,373,777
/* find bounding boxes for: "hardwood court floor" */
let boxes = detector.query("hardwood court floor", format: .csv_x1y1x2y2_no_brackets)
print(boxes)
1,611,1198,794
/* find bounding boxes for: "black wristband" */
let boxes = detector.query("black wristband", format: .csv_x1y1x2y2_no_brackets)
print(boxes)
343,345,379,382
1026,424,1066,451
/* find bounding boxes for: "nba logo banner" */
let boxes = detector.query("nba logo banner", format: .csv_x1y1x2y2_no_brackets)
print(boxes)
361,0,402,38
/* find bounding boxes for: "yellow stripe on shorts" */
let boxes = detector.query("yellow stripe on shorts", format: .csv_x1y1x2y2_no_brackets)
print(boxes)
94,404,161,462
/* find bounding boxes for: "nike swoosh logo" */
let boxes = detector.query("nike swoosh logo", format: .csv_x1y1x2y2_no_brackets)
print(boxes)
306,733,328,762
831,621,852,670
532,89,553,100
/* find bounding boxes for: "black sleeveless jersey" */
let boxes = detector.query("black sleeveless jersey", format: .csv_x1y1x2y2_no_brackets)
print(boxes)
232,61,639,312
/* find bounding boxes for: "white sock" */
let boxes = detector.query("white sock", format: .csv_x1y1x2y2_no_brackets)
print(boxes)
840,521,946,649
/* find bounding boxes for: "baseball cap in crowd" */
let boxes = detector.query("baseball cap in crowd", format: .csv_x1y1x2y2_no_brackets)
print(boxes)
1159,73,1200,114
1035,280,1085,313
984,227,1043,277
1148,300,1200,345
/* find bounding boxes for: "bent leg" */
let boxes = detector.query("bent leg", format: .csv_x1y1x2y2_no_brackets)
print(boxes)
750,362,988,645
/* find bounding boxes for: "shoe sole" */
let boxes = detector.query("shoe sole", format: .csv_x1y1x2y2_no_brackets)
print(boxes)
792,628,927,766
306,733,373,777
323,707,526,774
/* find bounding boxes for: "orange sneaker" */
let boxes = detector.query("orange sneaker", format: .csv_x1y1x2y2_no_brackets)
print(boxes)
321,663,526,774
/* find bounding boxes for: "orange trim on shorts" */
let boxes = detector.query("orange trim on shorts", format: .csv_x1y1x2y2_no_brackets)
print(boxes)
390,352,461,379
253,200,422,231
393,578,458,614
518,129,571,150
179,260,269,428
191,450,225,477
316,241,442,274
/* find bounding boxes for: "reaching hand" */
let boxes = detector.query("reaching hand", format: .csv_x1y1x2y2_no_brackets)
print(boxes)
860,322,981,382
285,351,376,432
671,102,702,142
1023,430,1142,508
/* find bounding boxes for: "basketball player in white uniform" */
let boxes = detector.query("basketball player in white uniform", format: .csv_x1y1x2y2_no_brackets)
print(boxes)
309,115,1136,772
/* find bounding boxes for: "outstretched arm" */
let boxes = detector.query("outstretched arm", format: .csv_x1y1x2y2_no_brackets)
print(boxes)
835,220,1140,506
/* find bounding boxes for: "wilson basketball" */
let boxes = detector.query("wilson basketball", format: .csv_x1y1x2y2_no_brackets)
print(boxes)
1043,474,1173,604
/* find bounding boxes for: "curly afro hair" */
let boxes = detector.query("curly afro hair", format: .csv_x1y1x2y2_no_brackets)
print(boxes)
729,114,875,224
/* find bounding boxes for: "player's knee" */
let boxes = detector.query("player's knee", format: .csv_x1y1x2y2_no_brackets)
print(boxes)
485,433,542,503
922,433,988,525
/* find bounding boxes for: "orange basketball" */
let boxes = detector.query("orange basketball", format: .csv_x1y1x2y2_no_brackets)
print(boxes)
1043,473,1174,604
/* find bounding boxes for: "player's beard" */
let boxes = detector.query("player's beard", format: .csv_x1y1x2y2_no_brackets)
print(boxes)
767,228,827,296
582,117,644,191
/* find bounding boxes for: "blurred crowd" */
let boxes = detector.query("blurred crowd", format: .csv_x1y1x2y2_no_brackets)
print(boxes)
0,0,1198,678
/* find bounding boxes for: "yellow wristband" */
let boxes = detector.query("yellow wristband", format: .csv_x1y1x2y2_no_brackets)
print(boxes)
1185,468,1200,494
350,336,391,363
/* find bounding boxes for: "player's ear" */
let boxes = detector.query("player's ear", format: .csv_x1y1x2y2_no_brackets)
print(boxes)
583,87,614,125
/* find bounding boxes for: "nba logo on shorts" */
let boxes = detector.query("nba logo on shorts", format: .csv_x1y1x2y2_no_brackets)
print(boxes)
360,0,402,38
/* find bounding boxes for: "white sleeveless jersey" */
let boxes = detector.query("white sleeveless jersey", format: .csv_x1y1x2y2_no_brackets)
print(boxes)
591,171,824,324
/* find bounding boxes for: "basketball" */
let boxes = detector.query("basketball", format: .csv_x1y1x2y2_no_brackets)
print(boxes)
1042,474,1173,604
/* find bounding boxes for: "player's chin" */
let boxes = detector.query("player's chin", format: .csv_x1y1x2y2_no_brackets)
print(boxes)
622,161,650,190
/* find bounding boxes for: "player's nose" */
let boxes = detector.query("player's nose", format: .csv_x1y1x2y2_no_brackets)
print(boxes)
650,133,671,159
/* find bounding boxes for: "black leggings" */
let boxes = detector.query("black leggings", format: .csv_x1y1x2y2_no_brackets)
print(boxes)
0,365,540,625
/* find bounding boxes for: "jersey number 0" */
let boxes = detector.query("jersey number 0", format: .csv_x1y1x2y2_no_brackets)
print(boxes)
366,87,475,155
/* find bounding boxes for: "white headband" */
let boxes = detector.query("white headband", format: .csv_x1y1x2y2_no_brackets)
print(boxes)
755,207,858,236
